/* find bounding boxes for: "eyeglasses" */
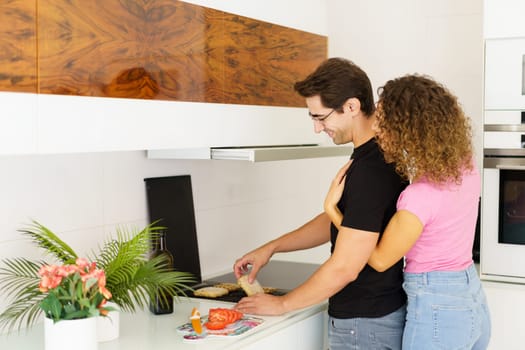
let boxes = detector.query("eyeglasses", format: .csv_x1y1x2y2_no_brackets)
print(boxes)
308,109,336,122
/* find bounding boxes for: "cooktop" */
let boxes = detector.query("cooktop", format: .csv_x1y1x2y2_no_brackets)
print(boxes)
186,260,321,303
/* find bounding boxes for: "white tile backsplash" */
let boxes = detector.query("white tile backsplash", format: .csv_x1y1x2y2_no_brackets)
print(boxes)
0,151,345,318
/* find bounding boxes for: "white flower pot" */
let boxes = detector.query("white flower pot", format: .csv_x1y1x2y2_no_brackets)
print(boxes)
97,306,120,342
44,317,98,350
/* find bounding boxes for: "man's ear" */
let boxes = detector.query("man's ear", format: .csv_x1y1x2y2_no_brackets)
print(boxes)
345,97,361,114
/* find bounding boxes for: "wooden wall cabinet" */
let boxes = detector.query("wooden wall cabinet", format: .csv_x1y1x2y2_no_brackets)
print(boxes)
2,0,326,107
0,1,328,155
0,0,37,93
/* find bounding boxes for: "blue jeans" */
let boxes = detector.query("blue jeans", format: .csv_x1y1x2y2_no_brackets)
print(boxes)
402,264,491,350
328,305,406,350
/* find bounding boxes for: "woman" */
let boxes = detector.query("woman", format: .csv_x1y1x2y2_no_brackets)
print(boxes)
325,74,491,349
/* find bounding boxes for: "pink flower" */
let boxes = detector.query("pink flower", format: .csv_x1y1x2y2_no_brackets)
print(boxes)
38,275,62,292
38,265,64,292
75,258,90,270
37,258,113,322
98,277,112,300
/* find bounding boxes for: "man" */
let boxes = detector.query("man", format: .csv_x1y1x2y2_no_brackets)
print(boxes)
233,57,407,350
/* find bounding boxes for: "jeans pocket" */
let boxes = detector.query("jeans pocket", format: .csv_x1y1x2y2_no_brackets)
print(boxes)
432,304,474,350
328,318,354,350
369,330,404,350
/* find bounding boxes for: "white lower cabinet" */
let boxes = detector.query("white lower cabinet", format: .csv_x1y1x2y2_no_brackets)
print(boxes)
241,311,327,350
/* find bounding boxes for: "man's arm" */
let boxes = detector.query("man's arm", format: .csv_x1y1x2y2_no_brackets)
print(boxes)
280,226,378,311
233,212,332,281
234,226,378,315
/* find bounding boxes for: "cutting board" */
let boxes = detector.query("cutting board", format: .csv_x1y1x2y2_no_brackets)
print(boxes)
177,316,264,342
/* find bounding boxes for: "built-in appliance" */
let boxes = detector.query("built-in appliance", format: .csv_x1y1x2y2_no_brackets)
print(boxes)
481,37,525,283
190,260,320,303
482,147,525,282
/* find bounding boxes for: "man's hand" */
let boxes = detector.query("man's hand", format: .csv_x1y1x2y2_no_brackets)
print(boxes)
233,244,274,282
234,293,287,316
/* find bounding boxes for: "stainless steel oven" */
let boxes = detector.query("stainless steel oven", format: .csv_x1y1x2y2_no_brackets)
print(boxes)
482,146,525,282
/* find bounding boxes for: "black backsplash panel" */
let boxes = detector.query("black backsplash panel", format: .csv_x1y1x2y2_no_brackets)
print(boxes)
144,175,202,283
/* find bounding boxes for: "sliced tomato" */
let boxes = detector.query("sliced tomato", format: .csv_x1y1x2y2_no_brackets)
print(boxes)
205,320,228,330
208,308,243,325
228,309,243,323
208,309,227,322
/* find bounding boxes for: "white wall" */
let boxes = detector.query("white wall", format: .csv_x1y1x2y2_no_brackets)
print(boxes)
327,0,484,169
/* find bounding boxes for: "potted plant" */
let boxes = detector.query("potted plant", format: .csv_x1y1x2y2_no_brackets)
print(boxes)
0,220,196,336
38,257,113,350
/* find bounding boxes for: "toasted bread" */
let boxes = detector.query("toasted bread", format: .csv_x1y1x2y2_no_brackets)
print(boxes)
237,275,265,296
262,286,278,294
193,286,229,298
213,282,241,292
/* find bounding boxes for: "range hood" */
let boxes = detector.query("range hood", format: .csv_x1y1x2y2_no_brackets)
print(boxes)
147,144,353,162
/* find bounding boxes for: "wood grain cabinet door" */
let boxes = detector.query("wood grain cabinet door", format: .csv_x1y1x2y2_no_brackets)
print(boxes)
0,0,37,93
35,0,326,107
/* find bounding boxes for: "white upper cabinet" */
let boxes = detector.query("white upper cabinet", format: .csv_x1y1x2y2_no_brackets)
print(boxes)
0,92,37,155
484,38,525,110
34,95,326,155
484,0,525,39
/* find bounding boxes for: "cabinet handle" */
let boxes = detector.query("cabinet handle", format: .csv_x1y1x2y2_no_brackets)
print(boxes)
522,54,525,95
496,164,525,170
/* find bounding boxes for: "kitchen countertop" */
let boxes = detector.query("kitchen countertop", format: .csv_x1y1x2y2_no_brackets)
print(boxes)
1,261,326,349
0,298,327,349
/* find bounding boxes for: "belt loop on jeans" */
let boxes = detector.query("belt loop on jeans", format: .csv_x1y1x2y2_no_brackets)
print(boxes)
466,263,475,283
422,272,428,285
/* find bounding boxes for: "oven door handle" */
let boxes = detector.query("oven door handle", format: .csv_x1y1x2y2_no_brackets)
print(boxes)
496,164,525,170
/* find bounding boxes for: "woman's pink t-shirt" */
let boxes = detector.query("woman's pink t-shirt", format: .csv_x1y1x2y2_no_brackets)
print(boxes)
397,165,480,273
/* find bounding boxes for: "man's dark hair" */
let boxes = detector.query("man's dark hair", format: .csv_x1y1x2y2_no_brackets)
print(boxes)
294,57,375,116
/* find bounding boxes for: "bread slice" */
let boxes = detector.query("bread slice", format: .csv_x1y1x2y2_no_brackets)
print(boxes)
193,286,229,298
213,282,241,292
262,286,278,294
237,275,265,296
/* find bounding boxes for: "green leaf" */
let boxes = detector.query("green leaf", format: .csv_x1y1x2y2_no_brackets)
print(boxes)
63,310,89,320
41,293,63,321
18,220,77,264
63,303,77,315
0,291,44,334
84,277,97,291
78,297,91,309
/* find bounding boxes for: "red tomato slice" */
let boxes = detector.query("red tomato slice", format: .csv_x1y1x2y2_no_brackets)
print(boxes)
208,309,227,322
205,320,228,330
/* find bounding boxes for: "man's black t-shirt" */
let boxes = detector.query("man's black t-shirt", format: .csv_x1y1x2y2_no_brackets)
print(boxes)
328,138,408,318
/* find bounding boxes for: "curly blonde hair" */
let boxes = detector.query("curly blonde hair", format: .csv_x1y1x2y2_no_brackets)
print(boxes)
375,75,473,184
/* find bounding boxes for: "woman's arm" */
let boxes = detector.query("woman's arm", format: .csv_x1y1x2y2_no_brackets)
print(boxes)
368,210,423,271
324,160,424,272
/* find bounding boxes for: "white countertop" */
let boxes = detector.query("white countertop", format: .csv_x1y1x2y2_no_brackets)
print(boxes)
0,298,327,350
